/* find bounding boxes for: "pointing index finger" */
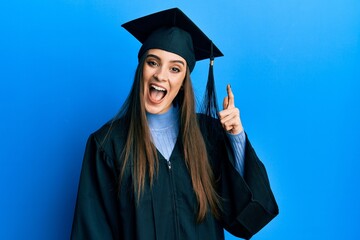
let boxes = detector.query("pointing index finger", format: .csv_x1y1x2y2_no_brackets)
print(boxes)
226,84,235,108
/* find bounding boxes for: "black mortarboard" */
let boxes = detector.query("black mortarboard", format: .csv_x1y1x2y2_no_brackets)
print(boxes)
122,8,223,118
121,7,223,72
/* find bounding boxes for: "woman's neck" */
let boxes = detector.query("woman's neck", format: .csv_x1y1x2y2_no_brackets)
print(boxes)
146,105,179,130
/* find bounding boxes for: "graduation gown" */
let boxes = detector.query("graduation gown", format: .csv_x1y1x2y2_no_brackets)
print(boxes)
71,114,278,240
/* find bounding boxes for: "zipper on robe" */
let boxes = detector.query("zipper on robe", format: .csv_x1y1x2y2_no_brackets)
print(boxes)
166,159,180,239
167,160,172,170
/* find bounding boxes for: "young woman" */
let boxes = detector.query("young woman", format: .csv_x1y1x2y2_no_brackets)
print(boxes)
71,8,278,240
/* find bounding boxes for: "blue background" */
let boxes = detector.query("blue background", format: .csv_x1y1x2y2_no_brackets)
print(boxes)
1,0,359,239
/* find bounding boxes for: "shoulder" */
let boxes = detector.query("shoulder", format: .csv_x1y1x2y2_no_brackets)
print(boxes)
196,113,216,124
196,113,229,157
196,113,225,139
93,117,127,139
88,117,128,159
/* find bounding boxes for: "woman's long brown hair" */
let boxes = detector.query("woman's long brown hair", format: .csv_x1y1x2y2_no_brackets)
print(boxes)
117,53,220,222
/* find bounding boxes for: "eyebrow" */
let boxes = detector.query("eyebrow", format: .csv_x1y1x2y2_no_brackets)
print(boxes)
146,54,185,66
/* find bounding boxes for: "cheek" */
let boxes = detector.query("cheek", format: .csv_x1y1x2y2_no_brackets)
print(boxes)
142,67,149,82
170,79,184,95
175,73,186,89
178,76,186,91
142,63,154,80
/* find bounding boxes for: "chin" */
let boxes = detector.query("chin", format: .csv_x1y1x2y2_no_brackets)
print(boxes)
145,106,162,114
145,104,169,115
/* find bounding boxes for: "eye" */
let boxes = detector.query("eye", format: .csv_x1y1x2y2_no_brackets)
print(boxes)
171,67,181,73
147,60,159,67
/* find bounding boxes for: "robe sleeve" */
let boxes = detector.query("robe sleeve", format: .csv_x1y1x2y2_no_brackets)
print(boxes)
226,130,246,176
218,133,279,240
71,134,120,240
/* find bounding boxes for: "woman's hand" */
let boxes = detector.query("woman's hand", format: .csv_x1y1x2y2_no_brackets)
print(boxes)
218,84,244,135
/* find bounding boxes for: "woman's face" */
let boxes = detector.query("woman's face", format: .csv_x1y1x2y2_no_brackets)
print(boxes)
143,49,187,114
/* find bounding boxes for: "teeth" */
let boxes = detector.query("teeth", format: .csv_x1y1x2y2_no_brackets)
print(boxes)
151,85,166,91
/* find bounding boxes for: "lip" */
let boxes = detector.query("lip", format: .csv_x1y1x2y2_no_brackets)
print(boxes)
147,82,168,104
150,84,166,92
149,82,167,91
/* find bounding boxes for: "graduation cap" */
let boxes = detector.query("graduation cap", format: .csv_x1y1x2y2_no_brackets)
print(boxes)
122,8,223,71
122,8,223,117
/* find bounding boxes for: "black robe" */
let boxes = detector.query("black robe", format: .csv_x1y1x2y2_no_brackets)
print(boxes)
71,114,278,240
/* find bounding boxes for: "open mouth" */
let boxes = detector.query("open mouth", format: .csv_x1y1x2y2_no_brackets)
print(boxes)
149,84,167,102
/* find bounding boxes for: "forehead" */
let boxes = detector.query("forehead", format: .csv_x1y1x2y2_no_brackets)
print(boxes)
147,49,187,64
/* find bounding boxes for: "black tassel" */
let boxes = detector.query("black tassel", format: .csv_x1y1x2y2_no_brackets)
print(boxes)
201,41,219,119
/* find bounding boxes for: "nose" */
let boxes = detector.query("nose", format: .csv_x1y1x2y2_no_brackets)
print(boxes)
154,66,168,81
